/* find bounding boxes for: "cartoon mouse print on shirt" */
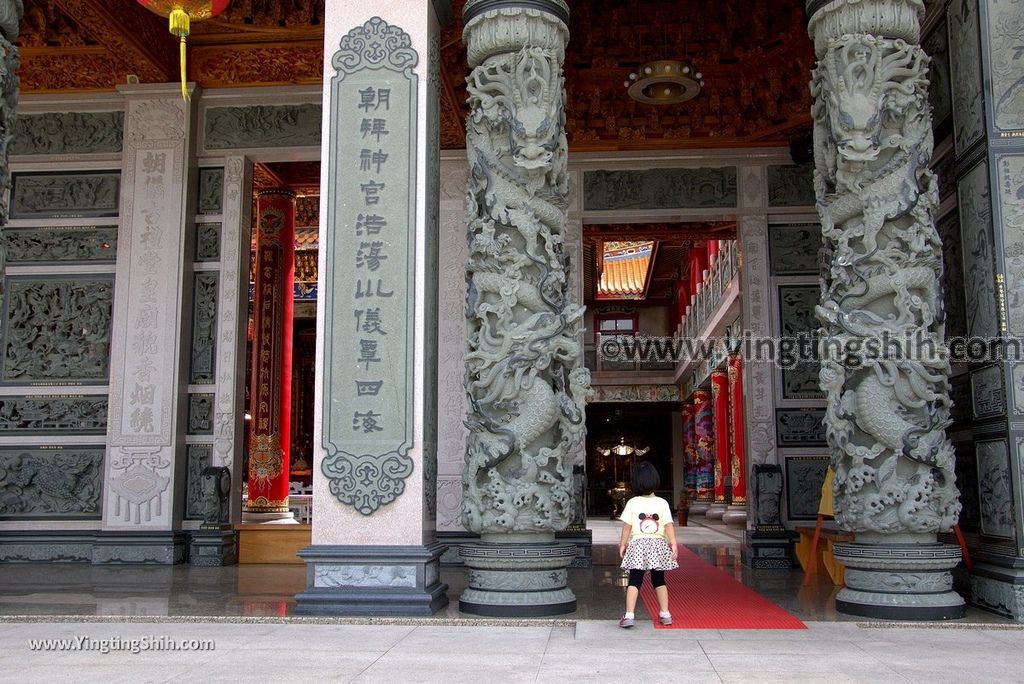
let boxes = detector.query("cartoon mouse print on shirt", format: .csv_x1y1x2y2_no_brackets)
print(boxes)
638,512,660,534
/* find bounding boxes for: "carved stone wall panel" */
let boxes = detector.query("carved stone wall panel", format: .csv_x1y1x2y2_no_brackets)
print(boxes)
583,167,737,211
947,0,986,154
983,0,1024,136
195,222,221,262
0,276,114,384
184,444,212,520
971,365,1006,419
778,285,822,400
197,168,224,215
776,408,827,447
997,154,1024,337
11,111,124,156
785,455,829,520
767,164,816,207
977,439,1015,539
937,213,967,341
0,396,108,435
9,171,120,218
190,273,218,385
3,226,117,264
203,104,322,151
768,224,821,275
187,393,214,435
958,160,999,340
923,18,952,127
0,447,103,518
1013,365,1024,417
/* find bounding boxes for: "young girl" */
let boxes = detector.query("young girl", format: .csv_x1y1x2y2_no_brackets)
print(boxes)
618,461,679,627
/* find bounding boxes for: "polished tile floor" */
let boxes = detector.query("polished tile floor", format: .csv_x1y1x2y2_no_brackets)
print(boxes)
0,519,1009,625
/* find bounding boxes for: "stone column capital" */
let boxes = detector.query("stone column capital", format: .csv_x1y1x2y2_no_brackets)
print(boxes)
462,0,569,66
806,0,924,56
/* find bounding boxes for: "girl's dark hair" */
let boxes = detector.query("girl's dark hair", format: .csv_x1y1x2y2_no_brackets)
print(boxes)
631,461,660,495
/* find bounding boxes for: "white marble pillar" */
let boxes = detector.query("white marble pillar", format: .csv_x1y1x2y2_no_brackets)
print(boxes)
100,85,197,564
296,0,451,615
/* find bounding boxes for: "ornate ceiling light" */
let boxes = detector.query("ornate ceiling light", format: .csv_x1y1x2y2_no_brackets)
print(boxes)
136,1,231,100
625,59,703,105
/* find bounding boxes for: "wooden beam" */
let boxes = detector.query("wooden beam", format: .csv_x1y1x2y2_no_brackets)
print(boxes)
51,0,178,84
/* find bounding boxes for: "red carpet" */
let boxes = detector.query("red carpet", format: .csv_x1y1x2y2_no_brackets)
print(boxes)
638,547,806,629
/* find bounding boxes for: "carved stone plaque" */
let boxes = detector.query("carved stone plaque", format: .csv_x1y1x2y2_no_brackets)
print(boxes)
320,17,417,515
767,164,816,207
768,224,820,275
0,447,103,519
10,171,120,218
785,455,829,521
583,167,737,210
776,408,827,447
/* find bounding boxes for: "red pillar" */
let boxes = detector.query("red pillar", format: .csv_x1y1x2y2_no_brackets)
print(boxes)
246,188,296,518
711,369,730,510
675,280,690,324
692,389,714,509
689,248,708,296
728,354,747,505
707,238,720,265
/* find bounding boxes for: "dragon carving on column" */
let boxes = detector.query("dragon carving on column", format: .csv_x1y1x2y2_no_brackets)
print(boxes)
462,43,590,534
812,31,961,534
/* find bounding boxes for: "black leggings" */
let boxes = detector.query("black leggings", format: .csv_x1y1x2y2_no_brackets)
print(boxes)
627,569,665,589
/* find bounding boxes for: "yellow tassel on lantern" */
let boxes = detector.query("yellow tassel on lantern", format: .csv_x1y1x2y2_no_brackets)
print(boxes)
168,9,191,100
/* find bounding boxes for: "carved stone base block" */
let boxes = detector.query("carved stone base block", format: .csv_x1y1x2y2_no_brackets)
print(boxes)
705,504,728,520
437,530,592,568
0,532,95,563
742,530,797,569
91,532,188,565
721,506,748,528
241,511,298,524
459,537,577,617
188,528,239,567
970,563,1024,622
294,543,448,616
833,541,966,620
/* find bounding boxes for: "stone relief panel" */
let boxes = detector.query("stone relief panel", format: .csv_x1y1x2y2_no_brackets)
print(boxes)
775,408,827,447
950,372,973,424
184,444,212,520
107,448,172,525
1013,365,1024,416
976,439,1015,539
3,226,117,264
998,155,1024,338
11,111,124,156
0,447,103,518
195,223,221,262
937,213,967,341
583,167,737,211
203,104,322,150
9,171,120,218
768,224,820,275
313,564,417,589
777,285,823,400
934,147,958,201
197,168,224,215
187,394,214,435
0,277,114,384
785,456,829,520
958,160,1000,340
984,0,1024,135
971,365,1007,419
190,273,218,385
947,0,986,154
923,18,952,127
766,164,816,207
0,396,108,435
590,385,680,402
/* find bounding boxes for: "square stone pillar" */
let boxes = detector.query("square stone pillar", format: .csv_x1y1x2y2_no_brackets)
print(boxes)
99,85,198,564
295,1,451,616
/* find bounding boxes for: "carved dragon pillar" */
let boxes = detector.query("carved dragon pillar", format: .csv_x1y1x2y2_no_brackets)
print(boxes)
0,0,23,287
459,0,589,616
807,0,965,619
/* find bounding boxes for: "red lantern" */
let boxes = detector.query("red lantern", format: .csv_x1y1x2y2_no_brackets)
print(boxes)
136,1,231,99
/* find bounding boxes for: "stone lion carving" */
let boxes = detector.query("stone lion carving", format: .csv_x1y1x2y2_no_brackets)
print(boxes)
812,33,960,534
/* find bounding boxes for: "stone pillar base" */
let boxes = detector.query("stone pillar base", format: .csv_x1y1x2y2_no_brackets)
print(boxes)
705,503,728,520
294,542,448,616
92,532,187,565
742,530,796,569
834,541,965,620
242,511,297,524
689,501,713,517
459,538,577,617
188,528,238,566
970,563,1024,620
721,506,748,528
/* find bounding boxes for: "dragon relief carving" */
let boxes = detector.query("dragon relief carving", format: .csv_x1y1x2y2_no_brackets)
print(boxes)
812,33,960,535
463,44,590,534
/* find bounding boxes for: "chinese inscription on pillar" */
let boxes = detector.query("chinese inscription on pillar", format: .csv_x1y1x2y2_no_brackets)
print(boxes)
321,17,418,515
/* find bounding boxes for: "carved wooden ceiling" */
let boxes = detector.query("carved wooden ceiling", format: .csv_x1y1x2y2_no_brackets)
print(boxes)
18,0,816,152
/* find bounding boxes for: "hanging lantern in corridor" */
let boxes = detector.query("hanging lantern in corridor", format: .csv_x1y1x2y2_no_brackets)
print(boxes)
136,1,230,100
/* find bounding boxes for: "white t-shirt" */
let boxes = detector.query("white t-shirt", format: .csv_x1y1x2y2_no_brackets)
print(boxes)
619,494,673,540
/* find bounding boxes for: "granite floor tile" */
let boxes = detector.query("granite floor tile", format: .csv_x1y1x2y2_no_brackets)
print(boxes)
354,653,541,683
698,637,866,655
